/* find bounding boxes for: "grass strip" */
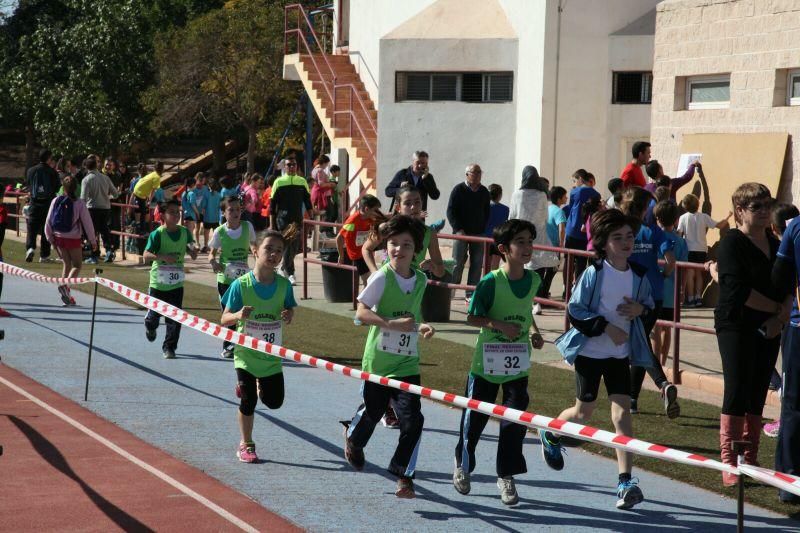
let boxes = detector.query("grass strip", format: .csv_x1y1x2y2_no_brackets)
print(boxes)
4,239,798,517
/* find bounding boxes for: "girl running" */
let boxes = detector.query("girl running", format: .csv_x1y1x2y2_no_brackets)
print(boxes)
220,227,298,463
45,176,97,305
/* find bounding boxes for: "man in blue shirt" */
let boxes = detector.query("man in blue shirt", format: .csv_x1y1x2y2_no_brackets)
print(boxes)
771,215,800,503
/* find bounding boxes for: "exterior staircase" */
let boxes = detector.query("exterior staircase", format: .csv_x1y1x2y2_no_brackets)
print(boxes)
283,5,377,211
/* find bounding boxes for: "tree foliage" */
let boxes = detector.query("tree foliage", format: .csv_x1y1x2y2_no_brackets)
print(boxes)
145,0,299,173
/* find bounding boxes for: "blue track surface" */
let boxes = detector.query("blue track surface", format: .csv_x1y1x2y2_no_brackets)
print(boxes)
2,278,798,532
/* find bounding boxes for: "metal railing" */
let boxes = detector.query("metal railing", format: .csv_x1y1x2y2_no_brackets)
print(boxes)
301,219,717,385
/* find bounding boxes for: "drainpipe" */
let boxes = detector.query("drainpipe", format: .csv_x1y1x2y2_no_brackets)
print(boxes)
551,0,564,185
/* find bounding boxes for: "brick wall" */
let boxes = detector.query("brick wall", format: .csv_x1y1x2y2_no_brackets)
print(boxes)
652,0,800,200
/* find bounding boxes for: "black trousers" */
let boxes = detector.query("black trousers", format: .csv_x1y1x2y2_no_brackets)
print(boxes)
26,201,52,258
109,205,121,250
89,208,112,257
777,325,800,501
236,368,284,416
347,374,424,478
281,232,300,275
144,286,184,351
218,282,234,351
717,328,780,416
455,374,529,478
535,267,557,299
630,300,669,400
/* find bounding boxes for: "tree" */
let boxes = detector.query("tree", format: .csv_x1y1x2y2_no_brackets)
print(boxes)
145,0,298,174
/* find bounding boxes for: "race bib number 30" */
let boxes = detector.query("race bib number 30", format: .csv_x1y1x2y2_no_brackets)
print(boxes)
224,261,249,280
483,343,531,376
245,320,282,346
380,329,418,356
157,265,185,286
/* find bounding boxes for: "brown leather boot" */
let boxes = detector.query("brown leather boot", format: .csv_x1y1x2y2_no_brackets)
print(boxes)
743,413,762,466
720,414,745,487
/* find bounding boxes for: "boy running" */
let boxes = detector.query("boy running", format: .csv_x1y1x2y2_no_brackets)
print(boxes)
209,196,258,358
143,199,198,359
336,194,382,287
453,219,545,505
343,215,436,499
543,208,655,510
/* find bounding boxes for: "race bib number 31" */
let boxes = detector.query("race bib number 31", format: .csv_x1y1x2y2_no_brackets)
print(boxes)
483,343,531,376
224,261,249,280
380,329,418,356
157,265,185,286
245,320,282,346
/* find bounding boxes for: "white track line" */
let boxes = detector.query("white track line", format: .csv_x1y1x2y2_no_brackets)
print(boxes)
0,374,260,533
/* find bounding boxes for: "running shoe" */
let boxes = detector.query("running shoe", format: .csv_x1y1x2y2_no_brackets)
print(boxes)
763,419,780,438
221,346,234,359
343,426,365,471
288,274,297,286
662,383,680,419
163,348,176,359
630,398,639,414
0,307,10,317
25,248,34,262
533,302,542,315
540,430,565,471
145,326,157,342
103,250,114,263
237,441,258,463
497,476,519,506
395,476,416,499
58,285,71,306
39,256,56,263
453,464,470,495
616,478,644,510
68,297,76,306
84,257,99,265
381,407,400,428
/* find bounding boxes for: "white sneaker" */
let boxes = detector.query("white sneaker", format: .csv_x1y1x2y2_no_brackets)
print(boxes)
25,248,35,262
453,465,471,495
497,476,519,505
288,274,296,286
533,302,542,315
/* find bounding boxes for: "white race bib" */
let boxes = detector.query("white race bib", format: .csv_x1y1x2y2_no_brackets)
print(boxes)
380,329,418,356
157,265,185,286
482,343,531,376
245,320,282,346
355,231,369,247
224,261,249,280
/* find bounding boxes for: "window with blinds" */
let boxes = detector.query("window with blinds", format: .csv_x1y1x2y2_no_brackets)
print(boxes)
396,72,513,103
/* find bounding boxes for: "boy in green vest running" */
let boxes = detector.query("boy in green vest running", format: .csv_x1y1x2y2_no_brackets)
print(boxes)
143,199,198,359
452,219,545,506
209,196,258,358
220,228,297,463
343,215,435,499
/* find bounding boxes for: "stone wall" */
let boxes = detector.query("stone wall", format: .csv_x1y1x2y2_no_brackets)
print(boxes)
651,0,800,200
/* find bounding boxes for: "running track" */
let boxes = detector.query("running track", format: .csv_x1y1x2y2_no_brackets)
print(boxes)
1,276,798,532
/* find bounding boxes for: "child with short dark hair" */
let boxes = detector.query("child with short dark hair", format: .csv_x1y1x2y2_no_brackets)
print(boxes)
220,228,297,463
202,178,222,251
485,184,510,269
453,219,545,506
677,193,731,307
652,201,688,364
564,169,601,283
343,215,436,499
143,199,198,359
546,208,654,510
336,194,383,285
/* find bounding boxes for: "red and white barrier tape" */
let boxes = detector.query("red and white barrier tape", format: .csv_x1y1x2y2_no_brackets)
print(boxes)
3,261,799,497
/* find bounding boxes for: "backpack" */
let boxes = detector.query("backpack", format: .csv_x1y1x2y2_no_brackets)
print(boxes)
49,195,75,233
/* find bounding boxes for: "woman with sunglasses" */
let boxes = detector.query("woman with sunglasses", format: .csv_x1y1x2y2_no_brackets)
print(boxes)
708,183,788,486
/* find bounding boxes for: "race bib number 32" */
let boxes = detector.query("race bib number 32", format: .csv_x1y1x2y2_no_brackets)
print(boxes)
157,265,185,286
380,329,418,356
245,320,282,346
483,343,531,376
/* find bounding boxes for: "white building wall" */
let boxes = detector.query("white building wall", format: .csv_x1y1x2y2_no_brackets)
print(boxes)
378,38,519,225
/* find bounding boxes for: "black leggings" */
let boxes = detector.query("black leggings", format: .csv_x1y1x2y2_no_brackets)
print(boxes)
535,267,557,299
629,300,669,400
717,329,780,416
236,368,284,416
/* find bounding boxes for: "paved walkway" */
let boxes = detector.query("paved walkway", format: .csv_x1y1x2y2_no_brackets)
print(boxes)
1,275,797,531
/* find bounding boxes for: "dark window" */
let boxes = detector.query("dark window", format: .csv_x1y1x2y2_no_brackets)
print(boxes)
613,72,653,104
396,71,513,103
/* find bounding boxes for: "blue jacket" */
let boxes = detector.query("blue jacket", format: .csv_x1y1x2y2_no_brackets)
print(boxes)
555,259,655,367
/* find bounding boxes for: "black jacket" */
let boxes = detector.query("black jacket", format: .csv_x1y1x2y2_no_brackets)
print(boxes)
446,182,490,235
26,163,60,203
385,167,440,211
